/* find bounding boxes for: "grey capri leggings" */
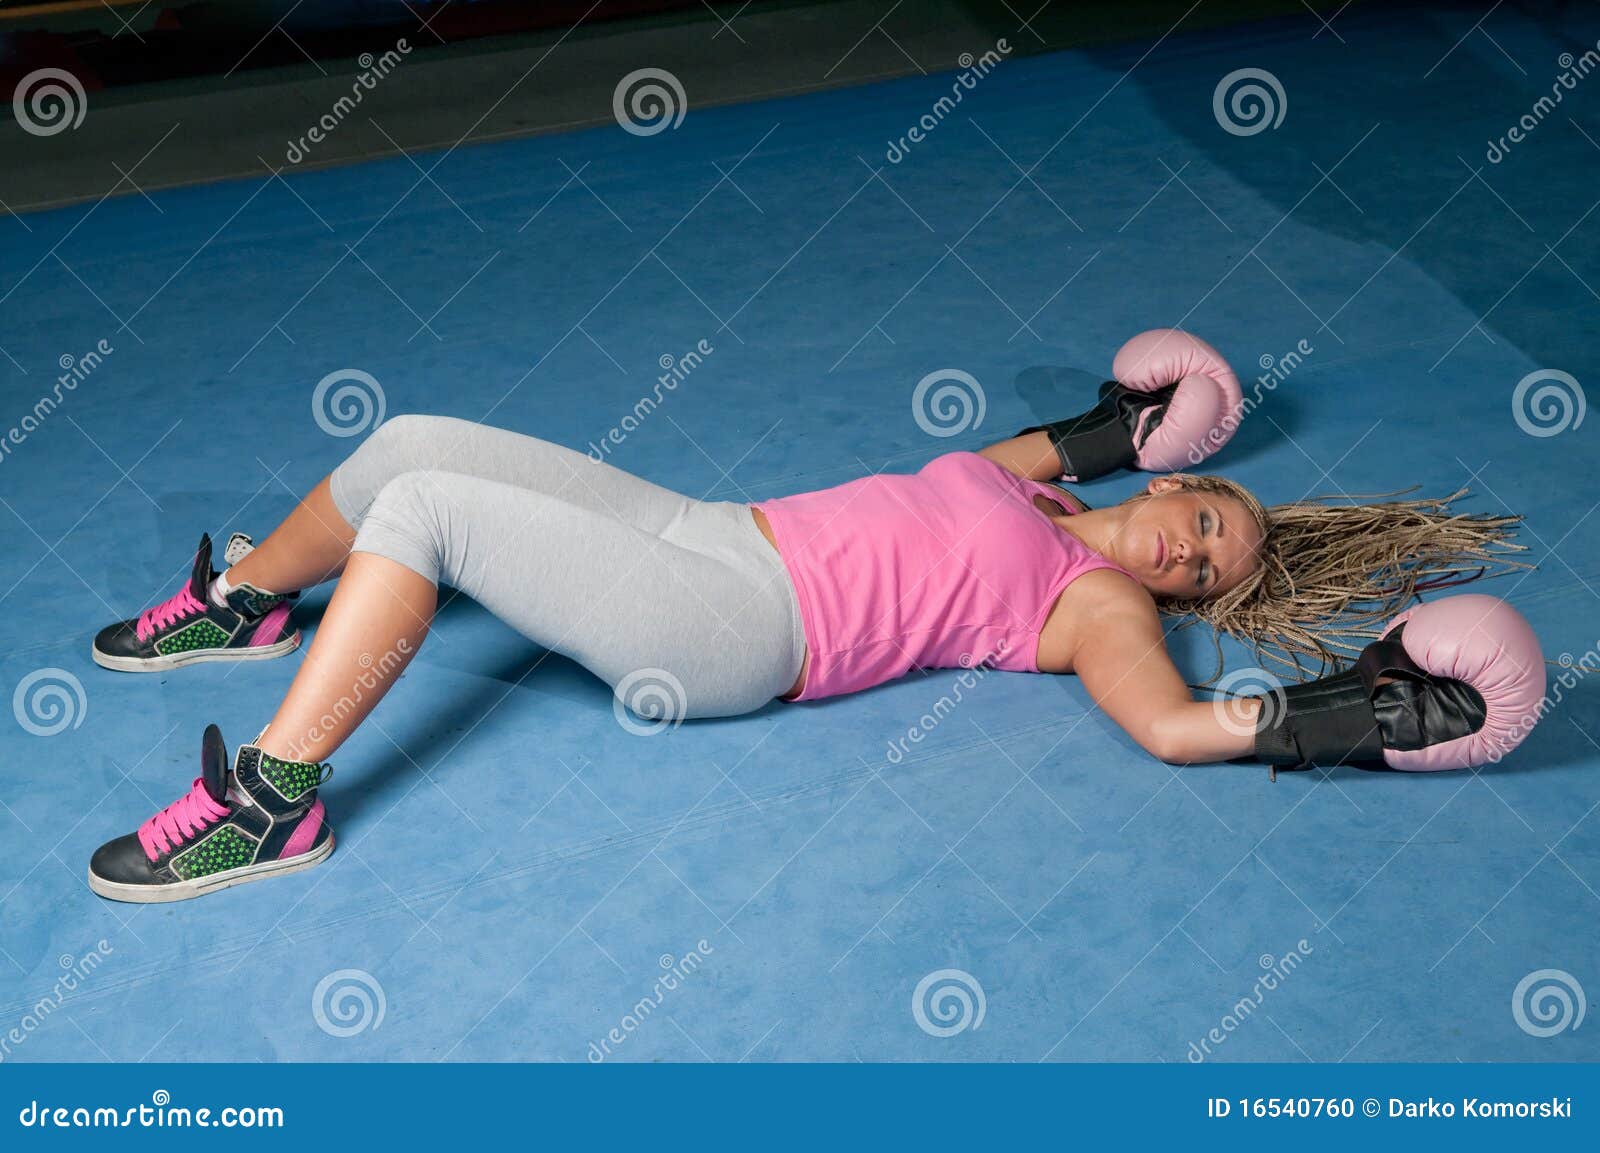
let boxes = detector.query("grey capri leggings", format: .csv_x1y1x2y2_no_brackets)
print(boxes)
327,414,805,720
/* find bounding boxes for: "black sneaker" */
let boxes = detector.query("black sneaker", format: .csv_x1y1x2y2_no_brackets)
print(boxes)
92,533,300,672
89,725,334,903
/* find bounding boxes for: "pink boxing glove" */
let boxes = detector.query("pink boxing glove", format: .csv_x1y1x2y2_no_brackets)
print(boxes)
1373,595,1547,771
1017,328,1243,481
1253,594,1546,776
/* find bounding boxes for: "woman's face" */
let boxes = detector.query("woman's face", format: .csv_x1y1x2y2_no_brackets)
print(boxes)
1116,478,1264,599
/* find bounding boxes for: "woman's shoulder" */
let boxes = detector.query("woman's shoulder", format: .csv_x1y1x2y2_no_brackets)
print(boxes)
1059,565,1154,616
1036,566,1157,672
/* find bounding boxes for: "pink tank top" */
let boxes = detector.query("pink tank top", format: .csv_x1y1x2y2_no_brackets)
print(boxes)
757,452,1134,701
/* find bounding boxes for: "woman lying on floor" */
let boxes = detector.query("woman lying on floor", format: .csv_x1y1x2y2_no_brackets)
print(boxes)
84,330,1545,902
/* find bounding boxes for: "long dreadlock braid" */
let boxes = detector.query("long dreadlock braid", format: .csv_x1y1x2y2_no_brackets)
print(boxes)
1147,474,1529,681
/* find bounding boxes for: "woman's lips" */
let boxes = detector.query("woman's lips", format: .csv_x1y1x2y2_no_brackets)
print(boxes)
1155,531,1167,571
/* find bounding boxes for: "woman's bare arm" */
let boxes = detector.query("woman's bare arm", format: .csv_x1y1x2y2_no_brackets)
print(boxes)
978,431,1063,481
1059,574,1259,764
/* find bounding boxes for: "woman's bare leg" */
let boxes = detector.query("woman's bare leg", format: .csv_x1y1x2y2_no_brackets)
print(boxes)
256,552,435,764
227,476,356,593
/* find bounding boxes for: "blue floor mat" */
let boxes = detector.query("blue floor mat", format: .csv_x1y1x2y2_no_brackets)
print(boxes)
1,2,1597,1061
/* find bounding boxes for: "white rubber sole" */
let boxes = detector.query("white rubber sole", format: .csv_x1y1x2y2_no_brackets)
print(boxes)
91,630,301,673
88,835,335,904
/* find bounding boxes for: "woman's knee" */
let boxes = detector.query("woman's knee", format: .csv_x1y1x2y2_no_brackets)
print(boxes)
352,470,455,583
332,414,462,525
353,413,456,470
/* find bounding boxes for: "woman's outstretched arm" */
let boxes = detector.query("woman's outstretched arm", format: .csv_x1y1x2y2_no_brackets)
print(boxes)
978,431,1064,481
1061,575,1258,765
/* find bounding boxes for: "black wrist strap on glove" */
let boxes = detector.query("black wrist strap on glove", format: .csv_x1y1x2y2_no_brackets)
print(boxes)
1253,626,1487,778
1253,666,1386,774
1017,379,1176,482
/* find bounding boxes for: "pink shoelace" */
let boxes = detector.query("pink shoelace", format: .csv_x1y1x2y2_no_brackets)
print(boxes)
135,584,206,642
137,778,230,861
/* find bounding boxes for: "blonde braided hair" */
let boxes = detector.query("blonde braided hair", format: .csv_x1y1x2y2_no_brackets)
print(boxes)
1148,474,1529,681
